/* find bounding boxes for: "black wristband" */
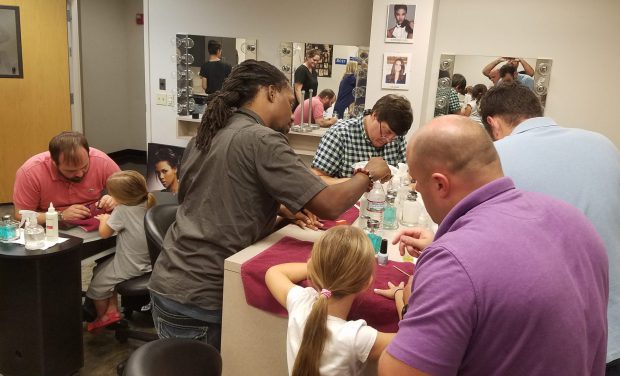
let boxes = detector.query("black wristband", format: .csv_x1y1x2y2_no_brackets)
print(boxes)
401,303,409,318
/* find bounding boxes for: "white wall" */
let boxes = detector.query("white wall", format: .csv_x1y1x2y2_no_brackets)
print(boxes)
428,0,620,147
80,0,146,153
144,0,372,147
366,0,440,137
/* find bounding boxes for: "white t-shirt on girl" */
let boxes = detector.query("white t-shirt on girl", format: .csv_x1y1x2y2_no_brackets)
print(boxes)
286,285,378,376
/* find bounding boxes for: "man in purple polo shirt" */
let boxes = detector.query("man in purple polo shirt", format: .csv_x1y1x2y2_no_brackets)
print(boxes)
379,115,608,376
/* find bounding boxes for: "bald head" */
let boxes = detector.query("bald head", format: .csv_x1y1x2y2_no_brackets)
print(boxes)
407,116,503,223
409,115,503,184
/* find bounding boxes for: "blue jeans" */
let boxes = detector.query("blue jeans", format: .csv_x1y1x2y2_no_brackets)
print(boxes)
150,292,222,351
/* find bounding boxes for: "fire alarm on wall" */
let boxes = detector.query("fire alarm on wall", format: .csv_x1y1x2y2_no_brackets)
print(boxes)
136,13,144,25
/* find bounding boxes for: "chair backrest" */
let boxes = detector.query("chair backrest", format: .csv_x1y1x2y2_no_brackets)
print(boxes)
123,338,222,376
144,204,178,264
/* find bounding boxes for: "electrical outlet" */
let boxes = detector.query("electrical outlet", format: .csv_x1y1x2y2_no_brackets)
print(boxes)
167,94,174,106
155,93,166,105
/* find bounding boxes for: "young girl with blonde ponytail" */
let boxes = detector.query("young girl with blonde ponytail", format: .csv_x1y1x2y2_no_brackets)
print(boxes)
85,170,156,331
266,226,395,376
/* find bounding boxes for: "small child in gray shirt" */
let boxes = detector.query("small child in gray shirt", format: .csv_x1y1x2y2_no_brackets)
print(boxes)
86,170,156,332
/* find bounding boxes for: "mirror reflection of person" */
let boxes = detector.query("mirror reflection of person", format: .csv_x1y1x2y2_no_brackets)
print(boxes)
293,89,337,128
333,61,358,118
293,49,320,110
482,57,534,87
199,40,232,95
385,58,407,84
153,147,180,193
387,4,414,39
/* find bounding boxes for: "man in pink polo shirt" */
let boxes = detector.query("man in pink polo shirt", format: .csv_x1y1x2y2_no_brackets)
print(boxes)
13,131,120,225
293,89,338,128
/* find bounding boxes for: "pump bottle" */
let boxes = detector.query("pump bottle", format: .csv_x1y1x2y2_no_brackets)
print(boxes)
19,210,45,250
45,202,59,242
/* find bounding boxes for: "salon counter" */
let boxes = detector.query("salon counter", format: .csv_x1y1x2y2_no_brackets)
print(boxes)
221,221,409,376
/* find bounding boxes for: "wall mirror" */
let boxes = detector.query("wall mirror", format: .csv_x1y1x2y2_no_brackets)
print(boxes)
279,41,369,118
434,54,553,119
175,34,257,115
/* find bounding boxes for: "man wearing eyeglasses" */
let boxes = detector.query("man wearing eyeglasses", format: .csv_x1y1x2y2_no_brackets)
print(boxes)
311,94,413,184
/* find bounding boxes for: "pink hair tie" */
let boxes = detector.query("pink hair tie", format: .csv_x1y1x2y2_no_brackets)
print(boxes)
320,289,332,299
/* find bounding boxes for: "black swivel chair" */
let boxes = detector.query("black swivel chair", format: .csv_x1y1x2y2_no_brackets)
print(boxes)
114,204,179,343
123,338,222,376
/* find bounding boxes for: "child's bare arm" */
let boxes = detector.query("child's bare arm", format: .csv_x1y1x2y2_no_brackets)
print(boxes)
94,214,115,239
265,263,308,308
369,332,396,361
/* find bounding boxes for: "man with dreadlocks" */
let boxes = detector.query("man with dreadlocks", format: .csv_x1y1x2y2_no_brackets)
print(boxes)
148,60,392,350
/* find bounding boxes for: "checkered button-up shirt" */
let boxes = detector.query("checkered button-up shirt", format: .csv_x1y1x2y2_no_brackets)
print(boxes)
434,87,461,116
311,117,407,178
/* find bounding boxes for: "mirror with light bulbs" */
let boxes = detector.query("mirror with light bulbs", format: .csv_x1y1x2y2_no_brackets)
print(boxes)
175,34,257,115
433,54,552,119
280,42,369,117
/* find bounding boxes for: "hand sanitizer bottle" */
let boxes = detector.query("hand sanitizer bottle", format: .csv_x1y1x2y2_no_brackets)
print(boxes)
45,202,59,242
401,191,422,227
19,210,45,250
382,194,399,230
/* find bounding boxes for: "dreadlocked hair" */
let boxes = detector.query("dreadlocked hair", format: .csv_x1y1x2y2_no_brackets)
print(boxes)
195,59,289,151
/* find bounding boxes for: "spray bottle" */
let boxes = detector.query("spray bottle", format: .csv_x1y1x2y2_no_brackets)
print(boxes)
19,210,45,250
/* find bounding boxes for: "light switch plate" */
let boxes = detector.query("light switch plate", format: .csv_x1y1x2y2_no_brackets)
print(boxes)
166,94,174,106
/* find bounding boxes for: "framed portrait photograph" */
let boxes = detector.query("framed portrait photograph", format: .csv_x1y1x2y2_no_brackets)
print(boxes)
147,143,186,194
385,3,416,43
305,43,333,77
382,53,411,90
0,5,24,78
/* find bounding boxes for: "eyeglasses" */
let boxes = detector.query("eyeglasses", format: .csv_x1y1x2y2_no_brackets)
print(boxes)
378,121,397,143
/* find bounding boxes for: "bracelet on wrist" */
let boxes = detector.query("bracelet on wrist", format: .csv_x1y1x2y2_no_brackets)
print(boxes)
58,211,64,221
401,303,409,318
353,167,374,181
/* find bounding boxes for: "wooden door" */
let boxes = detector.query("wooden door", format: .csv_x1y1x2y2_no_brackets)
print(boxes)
0,0,71,203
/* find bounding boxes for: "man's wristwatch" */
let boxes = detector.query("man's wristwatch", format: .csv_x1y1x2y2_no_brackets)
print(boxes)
58,211,64,221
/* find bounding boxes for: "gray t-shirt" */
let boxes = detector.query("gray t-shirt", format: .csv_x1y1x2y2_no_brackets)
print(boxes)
107,202,151,274
149,108,327,311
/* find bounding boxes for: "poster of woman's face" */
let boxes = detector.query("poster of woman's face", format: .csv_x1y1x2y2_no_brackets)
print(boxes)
385,3,416,43
382,53,411,90
147,143,185,193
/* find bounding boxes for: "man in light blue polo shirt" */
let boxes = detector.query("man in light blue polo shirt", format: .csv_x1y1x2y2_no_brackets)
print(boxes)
480,82,620,374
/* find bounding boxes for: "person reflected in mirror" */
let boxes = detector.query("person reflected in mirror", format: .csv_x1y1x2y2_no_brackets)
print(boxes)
13,131,120,225
461,83,487,125
386,4,414,40
293,89,337,128
148,60,392,351
482,56,534,88
498,64,534,90
379,115,608,376
434,71,467,117
293,49,320,110
199,40,232,95
333,61,358,119
153,147,180,193
312,94,413,184
385,58,407,85
480,82,620,371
